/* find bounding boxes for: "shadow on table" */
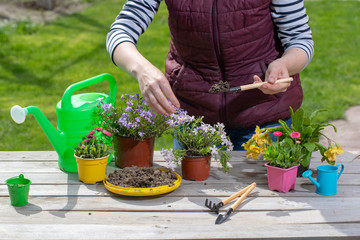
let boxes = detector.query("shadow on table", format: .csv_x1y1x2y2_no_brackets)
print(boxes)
13,203,42,216
49,172,80,218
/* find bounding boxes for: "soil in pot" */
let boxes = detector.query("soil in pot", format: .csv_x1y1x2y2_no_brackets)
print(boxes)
106,166,177,188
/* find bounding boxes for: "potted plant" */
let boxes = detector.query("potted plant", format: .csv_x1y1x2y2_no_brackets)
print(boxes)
95,93,173,168
243,107,344,177
161,110,234,181
74,127,112,184
264,131,306,192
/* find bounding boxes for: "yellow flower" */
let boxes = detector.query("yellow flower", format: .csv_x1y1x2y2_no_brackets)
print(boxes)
255,126,263,135
242,141,252,151
335,145,344,155
246,144,260,159
324,145,344,162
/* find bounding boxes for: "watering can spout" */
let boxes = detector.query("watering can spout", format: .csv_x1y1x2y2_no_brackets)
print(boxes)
11,105,66,157
302,170,320,188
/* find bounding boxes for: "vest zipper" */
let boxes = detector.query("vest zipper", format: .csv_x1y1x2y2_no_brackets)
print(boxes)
212,0,227,124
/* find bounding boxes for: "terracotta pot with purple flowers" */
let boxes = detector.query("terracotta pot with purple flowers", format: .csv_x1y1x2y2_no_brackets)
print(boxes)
161,110,234,181
95,93,172,168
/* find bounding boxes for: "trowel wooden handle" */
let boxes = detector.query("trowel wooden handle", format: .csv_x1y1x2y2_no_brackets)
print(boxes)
222,183,254,205
230,182,256,211
239,77,293,91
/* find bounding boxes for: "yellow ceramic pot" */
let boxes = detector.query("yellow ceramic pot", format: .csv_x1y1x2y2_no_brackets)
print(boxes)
75,155,109,184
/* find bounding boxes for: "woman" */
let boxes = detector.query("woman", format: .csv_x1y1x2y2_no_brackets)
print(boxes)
106,0,314,149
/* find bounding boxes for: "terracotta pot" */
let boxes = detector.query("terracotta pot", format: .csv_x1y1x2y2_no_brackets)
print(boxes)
113,135,155,168
265,163,299,193
181,155,211,181
75,155,109,184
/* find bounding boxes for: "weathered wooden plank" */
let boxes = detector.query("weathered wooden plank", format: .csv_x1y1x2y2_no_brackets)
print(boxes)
1,171,359,186
0,150,358,163
0,151,166,162
0,151,58,161
0,209,359,226
1,158,359,176
0,222,360,240
0,196,359,212
0,182,359,198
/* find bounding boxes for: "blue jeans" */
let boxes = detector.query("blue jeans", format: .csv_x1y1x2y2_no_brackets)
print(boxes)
225,118,292,151
174,118,292,151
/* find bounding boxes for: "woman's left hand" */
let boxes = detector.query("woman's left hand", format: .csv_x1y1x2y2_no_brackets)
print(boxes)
253,58,291,95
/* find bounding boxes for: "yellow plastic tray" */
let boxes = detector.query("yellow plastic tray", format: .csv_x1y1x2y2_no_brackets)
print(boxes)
103,168,182,196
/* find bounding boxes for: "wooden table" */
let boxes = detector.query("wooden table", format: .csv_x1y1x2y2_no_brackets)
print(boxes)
1,150,359,239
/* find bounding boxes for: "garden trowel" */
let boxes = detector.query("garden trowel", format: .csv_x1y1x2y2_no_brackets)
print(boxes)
209,77,293,93
214,182,256,224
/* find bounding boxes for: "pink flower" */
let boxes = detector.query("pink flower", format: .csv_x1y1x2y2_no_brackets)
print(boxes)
86,130,95,138
273,131,283,137
81,144,85,149
84,139,89,143
102,130,112,137
95,127,103,131
290,132,301,138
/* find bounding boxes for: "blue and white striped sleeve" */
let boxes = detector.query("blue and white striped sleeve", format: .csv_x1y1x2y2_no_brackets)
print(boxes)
106,0,161,63
271,0,314,68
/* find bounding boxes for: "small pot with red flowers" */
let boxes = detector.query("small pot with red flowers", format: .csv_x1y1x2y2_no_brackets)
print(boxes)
74,127,113,184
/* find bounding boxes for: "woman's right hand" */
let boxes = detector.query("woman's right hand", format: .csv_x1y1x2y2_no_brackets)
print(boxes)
136,62,180,116
113,42,180,116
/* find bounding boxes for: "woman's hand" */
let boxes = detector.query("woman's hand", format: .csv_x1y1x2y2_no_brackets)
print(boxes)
113,42,180,116
136,63,180,116
253,58,291,95
253,47,308,95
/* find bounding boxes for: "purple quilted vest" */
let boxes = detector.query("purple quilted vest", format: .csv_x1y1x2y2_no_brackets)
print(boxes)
164,0,303,128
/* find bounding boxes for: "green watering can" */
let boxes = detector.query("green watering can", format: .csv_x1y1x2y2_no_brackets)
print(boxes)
10,73,117,173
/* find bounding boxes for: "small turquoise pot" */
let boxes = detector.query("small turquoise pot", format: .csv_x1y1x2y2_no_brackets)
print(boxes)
302,164,344,196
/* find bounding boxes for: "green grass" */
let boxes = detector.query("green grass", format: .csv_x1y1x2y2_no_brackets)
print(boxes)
0,0,359,151
301,1,360,121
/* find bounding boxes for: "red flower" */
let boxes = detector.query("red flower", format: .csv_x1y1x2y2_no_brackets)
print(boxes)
290,132,301,138
102,130,112,137
273,131,283,137
95,127,103,131
86,130,95,138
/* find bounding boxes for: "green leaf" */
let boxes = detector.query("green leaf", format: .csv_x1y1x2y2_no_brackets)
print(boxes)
309,109,327,121
292,108,304,131
301,152,312,167
303,142,316,152
278,120,292,135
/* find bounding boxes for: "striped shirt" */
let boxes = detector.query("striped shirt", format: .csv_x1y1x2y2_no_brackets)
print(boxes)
107,0,314,67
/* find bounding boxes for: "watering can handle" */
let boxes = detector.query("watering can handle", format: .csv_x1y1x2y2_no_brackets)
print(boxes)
336,163,344,180
61,73,117,110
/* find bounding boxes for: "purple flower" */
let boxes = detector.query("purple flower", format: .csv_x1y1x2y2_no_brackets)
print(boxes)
210,145,218,155
101,103,112,112
126,100,133,106
138,132,144,137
